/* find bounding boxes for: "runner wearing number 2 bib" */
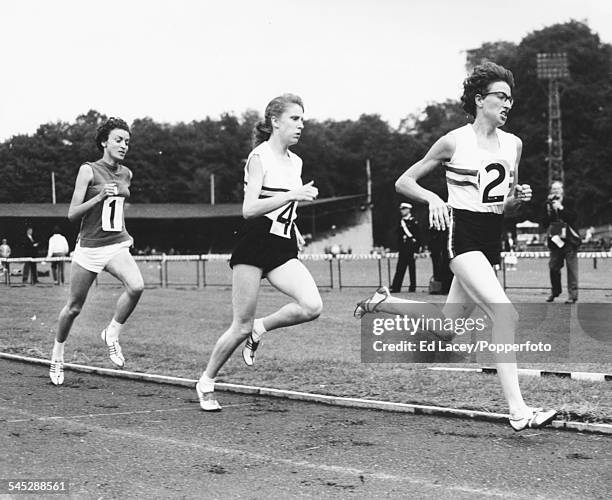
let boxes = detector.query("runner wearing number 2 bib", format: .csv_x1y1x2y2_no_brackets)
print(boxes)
444,122,516,265
196,94,322,411
49,118,145,386
357,62,557,431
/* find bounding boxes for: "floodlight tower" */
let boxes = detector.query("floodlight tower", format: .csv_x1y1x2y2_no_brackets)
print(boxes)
536,52,570,186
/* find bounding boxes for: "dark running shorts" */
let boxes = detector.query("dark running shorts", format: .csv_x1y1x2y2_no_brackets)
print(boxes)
447,208,503,266
229,216,298,276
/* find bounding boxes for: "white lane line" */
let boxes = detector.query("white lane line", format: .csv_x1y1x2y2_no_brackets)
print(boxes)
2,354,609,435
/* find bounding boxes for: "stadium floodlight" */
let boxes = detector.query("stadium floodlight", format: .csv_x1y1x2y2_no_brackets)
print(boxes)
536,53,569,80
537,52,569,186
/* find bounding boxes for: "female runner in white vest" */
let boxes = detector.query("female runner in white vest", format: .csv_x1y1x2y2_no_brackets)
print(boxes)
355,62,556,431
196,94,322,411
49,118,144,385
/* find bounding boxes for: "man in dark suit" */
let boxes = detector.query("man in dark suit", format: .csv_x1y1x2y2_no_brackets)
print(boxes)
21,226,40,284
544,181,579,303
390,202,420,293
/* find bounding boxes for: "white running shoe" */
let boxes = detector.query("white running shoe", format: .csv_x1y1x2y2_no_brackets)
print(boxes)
49,360,64,385
509,407,557,432
354,286,390,319
101,328,125,368
195,379,222,412
242,334,260,367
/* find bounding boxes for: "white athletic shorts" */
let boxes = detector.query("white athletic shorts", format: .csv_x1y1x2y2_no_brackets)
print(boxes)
72,239,133,273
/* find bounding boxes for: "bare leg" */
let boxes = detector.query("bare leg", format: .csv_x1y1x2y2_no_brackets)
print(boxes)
448,252,530,417
204,265,263,378
356,286,456,340
260,259,323,331
357,251,534,417
51,261,97,383
56,262,98,343
104,249,145,325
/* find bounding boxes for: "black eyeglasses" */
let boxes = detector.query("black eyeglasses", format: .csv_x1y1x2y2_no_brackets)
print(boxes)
482,91,514,105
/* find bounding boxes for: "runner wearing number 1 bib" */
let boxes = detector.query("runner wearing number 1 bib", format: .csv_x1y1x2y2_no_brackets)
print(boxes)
196,94,322,412
358,62,557,432
49,118,145,386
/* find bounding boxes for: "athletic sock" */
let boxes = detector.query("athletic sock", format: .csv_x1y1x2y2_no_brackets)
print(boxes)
105,318,123,343
198,373,216,392
52,340,65,362
251,318,267,342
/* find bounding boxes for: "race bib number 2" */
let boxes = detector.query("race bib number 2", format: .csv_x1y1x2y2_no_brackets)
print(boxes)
478,161,511,205
269,202,296,239
102,196,124,232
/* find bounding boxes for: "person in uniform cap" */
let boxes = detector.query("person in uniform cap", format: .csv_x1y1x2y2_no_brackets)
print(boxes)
390,202,420,293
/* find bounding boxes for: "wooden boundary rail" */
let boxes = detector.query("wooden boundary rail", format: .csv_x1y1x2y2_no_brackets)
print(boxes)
2,251,611,290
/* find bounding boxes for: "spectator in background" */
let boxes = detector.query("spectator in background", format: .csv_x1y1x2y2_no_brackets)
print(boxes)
544,181,580,304
503,231,518,271
503,231,515,251
47,226,70,285
0,238,11,275
428,228,452,294
21,226,40,284
390,202,420,293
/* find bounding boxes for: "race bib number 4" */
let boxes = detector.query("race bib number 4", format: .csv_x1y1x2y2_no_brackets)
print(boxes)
269,202,296,239
101,196,124,232
478,160,512,205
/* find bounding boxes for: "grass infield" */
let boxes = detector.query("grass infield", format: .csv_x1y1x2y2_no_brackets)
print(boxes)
1,270,610,424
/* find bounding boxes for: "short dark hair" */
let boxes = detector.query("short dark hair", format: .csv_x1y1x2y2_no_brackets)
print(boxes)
460,62,515,117
95,117,130,152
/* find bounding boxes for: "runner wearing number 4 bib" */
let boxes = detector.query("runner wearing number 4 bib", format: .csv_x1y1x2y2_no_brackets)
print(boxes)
357,62,557,432
49,118,144,385
196,94,322,411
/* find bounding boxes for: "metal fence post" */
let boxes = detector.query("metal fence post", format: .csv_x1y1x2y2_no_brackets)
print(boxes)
202,257,207,287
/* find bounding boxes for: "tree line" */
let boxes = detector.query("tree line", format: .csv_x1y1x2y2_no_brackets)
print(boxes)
1,21,610,248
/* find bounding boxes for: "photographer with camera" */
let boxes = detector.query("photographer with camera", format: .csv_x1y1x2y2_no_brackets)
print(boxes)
544,181,580,303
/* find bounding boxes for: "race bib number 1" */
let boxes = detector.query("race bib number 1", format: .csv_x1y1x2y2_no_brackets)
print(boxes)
102,196,124,232
269,202,296,239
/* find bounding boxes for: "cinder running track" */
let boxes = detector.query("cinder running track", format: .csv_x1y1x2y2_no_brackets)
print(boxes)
1,359,609,499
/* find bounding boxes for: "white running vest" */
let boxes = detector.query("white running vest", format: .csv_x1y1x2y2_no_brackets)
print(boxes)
243,141,303,238
444,124,518,214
